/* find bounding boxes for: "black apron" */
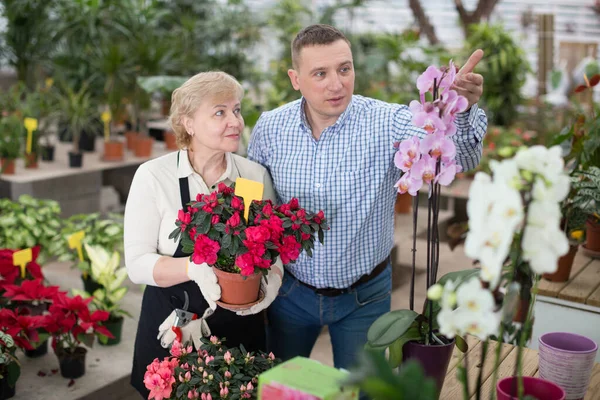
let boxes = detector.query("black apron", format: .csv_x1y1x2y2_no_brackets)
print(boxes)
130,162,266,398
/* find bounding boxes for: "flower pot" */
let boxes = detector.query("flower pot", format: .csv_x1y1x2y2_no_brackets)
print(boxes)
57,347,87,379
513,296,531,323
585,219,600,252
78,131,96,153
161,98,171,116
402,337,455,397
394,192,413,214
163,131,178,150
0,377,16,400
496,376,565,400
68,152,83,168
543,244,579,282
81,275,103,294
24,152,39,169
134,137,154,158
124,131,139,150
40,145,55,161
0,159,15,175
103,140,124,162
24,339,48,358
538,332,598,400
99,315,124,346
212,267,262,305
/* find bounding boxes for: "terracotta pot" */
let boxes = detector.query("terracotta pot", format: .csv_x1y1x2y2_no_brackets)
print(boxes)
103,140,124,161
124,131,139,150
162,99,171,116
134,137,154,158
513,297,531,323
402,337,455,398
586,219,600,252
543,244,578,282
163,131,178,150
0,158,15,175
394,192,413,214
496,376,565,400
212,267,261,305
24,152,38,169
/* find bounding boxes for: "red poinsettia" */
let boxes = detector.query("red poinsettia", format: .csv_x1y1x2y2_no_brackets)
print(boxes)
2,278,60,303
0,308,46,350
0,246,44,289
171,182,329,278
43,291,113,353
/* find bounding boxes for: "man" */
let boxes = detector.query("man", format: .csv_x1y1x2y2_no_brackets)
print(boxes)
247,24,486,370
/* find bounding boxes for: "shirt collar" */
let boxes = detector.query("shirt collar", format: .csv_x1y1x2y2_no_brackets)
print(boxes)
177,150,239,184
298,96,355,132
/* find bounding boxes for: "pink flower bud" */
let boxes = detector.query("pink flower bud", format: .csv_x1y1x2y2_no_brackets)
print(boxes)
188,389,199,399
225,371,232,379
203,371,208,378
240,384,246,392
247,382,254,391
185,371,191,381
210,336,219,344
269,352,275,360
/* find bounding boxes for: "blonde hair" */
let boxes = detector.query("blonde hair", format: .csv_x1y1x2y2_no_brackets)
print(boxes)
169,71,244,149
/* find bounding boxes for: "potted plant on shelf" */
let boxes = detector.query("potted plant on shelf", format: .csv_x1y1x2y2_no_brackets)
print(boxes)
144,336,280,400
43,291,113,379
572,167,600,254
171,183,328,306
54,81,100,168
2,279,60,358
0,332,19,400
0,195,63,264
366,60,470,396
0,115,23,176
48,212,124,293
72,243,131,346
425,145,570,399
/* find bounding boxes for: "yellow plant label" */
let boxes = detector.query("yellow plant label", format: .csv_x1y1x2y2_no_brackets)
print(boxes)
68,231,86,261
234,178,264,221
13,248,33,279
24,117,38,154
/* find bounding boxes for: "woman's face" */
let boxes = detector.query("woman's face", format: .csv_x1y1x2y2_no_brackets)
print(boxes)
185,96,244,154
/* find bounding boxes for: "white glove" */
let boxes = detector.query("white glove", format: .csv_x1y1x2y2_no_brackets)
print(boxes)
187,260,221,310
157,308,213,350
237,257,284,316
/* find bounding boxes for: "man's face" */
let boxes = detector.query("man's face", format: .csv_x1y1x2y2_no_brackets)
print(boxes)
288,39,355,123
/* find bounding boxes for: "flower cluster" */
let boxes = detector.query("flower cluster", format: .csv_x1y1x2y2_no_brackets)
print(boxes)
144,336,279,400
171,183,328,277
428,145,570,340
42,291,113,354
0,307,46,351
394,61,468,195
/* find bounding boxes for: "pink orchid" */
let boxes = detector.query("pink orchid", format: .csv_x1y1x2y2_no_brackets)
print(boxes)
438,60,458,94
394,172,423,196
416,65,442,94
410,101,445,134
420,131,456,160
411,154,437,184
435,161,462,186
394,136,422,172
441,89,468,119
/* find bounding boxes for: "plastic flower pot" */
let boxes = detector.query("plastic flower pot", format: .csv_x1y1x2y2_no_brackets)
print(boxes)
0,377,16,400
402,337,455,398
81,275,103,294
24,339,48,358
496,376,565,400
99,315,124,346
40,145,54,161
56,347,87,379
68,152,83,168
212,267,261,305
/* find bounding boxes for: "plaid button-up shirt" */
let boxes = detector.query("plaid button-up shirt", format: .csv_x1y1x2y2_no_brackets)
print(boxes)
248,95,487,289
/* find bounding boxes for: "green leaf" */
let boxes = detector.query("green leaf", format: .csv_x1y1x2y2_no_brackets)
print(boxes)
388,325,420,368
367,310,419,348
77,333,95,348
318,228,324,244
221,234,232,251
7,361,20,387
455,335,469,353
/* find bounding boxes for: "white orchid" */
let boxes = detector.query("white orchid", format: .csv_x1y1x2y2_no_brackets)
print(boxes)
456,277,495,314
490,158,522,189
522,226,569,275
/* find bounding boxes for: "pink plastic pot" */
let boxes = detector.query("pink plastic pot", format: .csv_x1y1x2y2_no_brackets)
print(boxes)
496,376,565,400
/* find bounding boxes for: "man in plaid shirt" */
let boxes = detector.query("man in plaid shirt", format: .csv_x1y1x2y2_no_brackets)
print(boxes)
248,24,487,370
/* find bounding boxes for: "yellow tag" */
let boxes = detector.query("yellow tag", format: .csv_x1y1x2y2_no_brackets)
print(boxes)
13,248,33,279
45,78,54,88
24,117,38,154
234,178,264,221
67,231,86,262
101,111,111,142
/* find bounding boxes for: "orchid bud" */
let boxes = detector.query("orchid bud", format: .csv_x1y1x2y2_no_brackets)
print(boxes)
427,284,443,301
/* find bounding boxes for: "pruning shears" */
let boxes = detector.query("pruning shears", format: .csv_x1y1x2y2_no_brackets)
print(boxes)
171,291,198,342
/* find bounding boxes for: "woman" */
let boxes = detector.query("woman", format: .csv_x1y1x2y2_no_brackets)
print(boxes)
124,71,283,398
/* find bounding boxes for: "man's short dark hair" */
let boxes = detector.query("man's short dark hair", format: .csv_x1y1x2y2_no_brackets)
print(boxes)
291,24,351,69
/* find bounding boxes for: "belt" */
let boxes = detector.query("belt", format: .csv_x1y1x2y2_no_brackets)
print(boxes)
290,256,390,297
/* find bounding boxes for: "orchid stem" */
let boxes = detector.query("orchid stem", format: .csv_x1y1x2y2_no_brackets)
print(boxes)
410,194,419,311
476,339,488,400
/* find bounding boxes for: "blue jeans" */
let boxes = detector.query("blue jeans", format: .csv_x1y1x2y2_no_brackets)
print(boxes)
266,263,392,370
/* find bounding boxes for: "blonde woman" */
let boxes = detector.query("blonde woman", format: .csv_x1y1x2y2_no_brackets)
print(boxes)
124,71,283,398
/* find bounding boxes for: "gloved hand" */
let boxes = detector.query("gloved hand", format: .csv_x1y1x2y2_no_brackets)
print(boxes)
237,257,284,316
187,259,221,310
157,308,213,350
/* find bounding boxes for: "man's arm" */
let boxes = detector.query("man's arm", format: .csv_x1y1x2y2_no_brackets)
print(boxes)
247,113,269,166
453,104,487,172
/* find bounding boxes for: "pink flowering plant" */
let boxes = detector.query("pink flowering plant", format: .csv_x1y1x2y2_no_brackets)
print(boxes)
367,61,473,375
170,182,328,277
144,336,280,400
